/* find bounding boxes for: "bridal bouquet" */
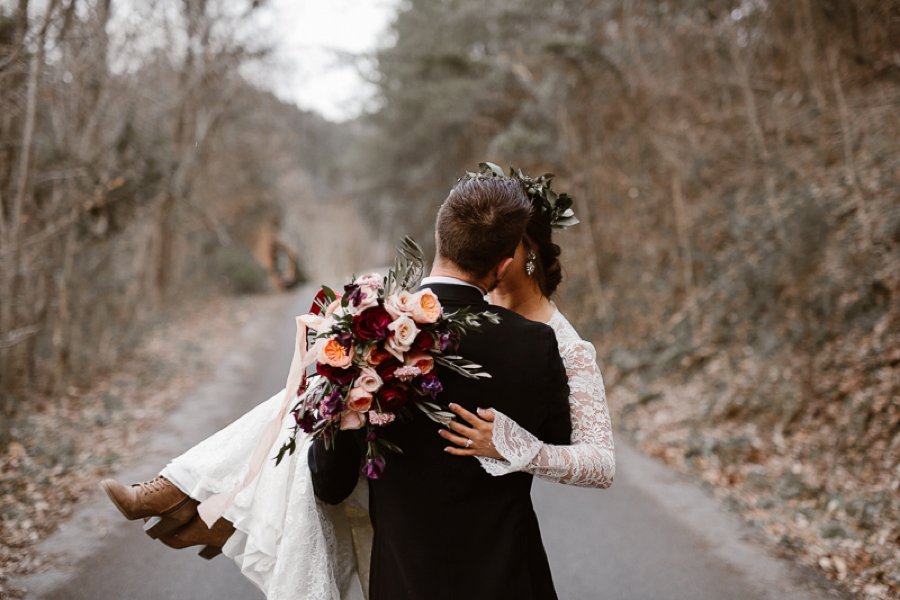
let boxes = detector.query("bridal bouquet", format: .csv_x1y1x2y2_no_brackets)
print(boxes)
275,238,499,479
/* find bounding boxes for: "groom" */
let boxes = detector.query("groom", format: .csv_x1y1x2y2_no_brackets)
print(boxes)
309,174,571,600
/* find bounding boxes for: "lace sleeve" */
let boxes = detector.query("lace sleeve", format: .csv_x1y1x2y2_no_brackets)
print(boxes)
478,337,615,488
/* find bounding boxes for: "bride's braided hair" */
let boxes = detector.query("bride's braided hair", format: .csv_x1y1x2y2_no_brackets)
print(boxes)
466,162,579,297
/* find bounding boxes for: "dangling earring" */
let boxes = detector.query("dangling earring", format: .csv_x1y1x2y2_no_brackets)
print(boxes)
525,251,537,277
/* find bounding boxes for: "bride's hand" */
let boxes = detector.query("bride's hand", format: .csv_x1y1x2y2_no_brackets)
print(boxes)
439,403,503,460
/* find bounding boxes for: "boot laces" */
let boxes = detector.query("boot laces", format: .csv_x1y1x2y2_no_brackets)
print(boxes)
136,475,169,495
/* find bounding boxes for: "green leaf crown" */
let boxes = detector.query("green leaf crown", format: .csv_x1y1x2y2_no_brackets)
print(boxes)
464,162,580,229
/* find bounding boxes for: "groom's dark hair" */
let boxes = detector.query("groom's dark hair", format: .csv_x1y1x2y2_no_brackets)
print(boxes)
436,175,533,278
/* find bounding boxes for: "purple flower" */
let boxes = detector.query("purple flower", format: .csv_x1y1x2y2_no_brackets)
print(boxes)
293,409,316,433
419,373,443,398
439,331,459,352
363,457,385,479
335,331,353,349
344,283,363,307
322,387,343,419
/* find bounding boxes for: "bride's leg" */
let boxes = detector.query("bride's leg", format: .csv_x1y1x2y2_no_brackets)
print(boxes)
152,387,287,502
151,514,236,560
100,388,286,528
99,475,198,537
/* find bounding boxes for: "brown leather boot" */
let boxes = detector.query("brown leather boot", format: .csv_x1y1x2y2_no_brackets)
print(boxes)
152,514,236,560
99,475,197,538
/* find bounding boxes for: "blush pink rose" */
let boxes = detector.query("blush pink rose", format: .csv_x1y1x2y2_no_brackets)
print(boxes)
384,290,418,319
347,387,374,412
356,285,380,311
355,367,383,394
339,408,366,430
386,315,419,360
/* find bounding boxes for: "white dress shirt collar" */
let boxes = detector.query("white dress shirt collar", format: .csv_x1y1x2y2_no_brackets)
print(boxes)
420,275,486,295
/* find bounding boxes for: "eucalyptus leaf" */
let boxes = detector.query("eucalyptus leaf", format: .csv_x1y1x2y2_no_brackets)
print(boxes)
554,216,581,228
479,161,505,177
378,438,404,454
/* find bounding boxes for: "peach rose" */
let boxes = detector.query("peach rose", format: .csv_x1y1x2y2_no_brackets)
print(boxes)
411,289,442,323
318,338,353,368
354,366,383,394
347,387,374,412
384,290,417,319
339,408,366,430
405,352,434,375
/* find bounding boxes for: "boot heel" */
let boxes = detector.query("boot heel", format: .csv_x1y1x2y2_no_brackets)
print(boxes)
142,498,198,539
198,545,222,560
143,515,180,538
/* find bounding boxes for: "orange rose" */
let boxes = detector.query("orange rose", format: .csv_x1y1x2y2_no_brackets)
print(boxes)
405,352,434,375
365,345,391,366
319,338,352,368
412,290,441,323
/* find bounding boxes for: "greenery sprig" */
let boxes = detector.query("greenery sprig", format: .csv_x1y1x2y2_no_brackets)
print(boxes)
466,162,580,229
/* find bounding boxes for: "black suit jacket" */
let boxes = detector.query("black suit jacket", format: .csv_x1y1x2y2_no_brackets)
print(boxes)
308,283,571,600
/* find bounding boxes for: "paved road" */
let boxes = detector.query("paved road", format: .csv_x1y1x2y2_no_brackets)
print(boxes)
14,286,842,600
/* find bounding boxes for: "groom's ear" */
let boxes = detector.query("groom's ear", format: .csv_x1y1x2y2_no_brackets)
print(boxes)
495,257,514,283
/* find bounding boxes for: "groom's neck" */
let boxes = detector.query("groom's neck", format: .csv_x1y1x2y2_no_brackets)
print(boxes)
429,258,488,294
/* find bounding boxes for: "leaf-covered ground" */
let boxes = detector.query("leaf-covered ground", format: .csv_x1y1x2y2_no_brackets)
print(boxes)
608,321,899,600
0,290,289,599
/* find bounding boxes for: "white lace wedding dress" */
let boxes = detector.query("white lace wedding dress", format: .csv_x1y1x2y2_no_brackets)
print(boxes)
156,305,613,600
478,306,616,486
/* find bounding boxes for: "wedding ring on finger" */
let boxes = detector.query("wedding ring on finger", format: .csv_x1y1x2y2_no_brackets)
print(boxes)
465,439,473,449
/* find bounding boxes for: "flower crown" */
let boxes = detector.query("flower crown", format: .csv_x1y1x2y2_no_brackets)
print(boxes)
464,162,580,229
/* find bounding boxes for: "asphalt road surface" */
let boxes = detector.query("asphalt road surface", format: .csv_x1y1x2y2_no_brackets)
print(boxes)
14,286,843,600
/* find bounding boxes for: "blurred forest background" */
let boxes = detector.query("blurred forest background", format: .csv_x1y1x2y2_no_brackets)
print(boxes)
1,0,897,598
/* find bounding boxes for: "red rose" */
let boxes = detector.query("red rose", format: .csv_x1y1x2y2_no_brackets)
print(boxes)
377,381,408,411
352,306,392,341
375,356,402,381
317,362,357,386
411,331,435,353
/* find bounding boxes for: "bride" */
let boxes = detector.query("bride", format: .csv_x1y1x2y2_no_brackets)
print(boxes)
99,166,615,600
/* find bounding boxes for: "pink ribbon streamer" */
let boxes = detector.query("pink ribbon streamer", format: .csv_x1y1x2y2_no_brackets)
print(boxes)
197,314,318,528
